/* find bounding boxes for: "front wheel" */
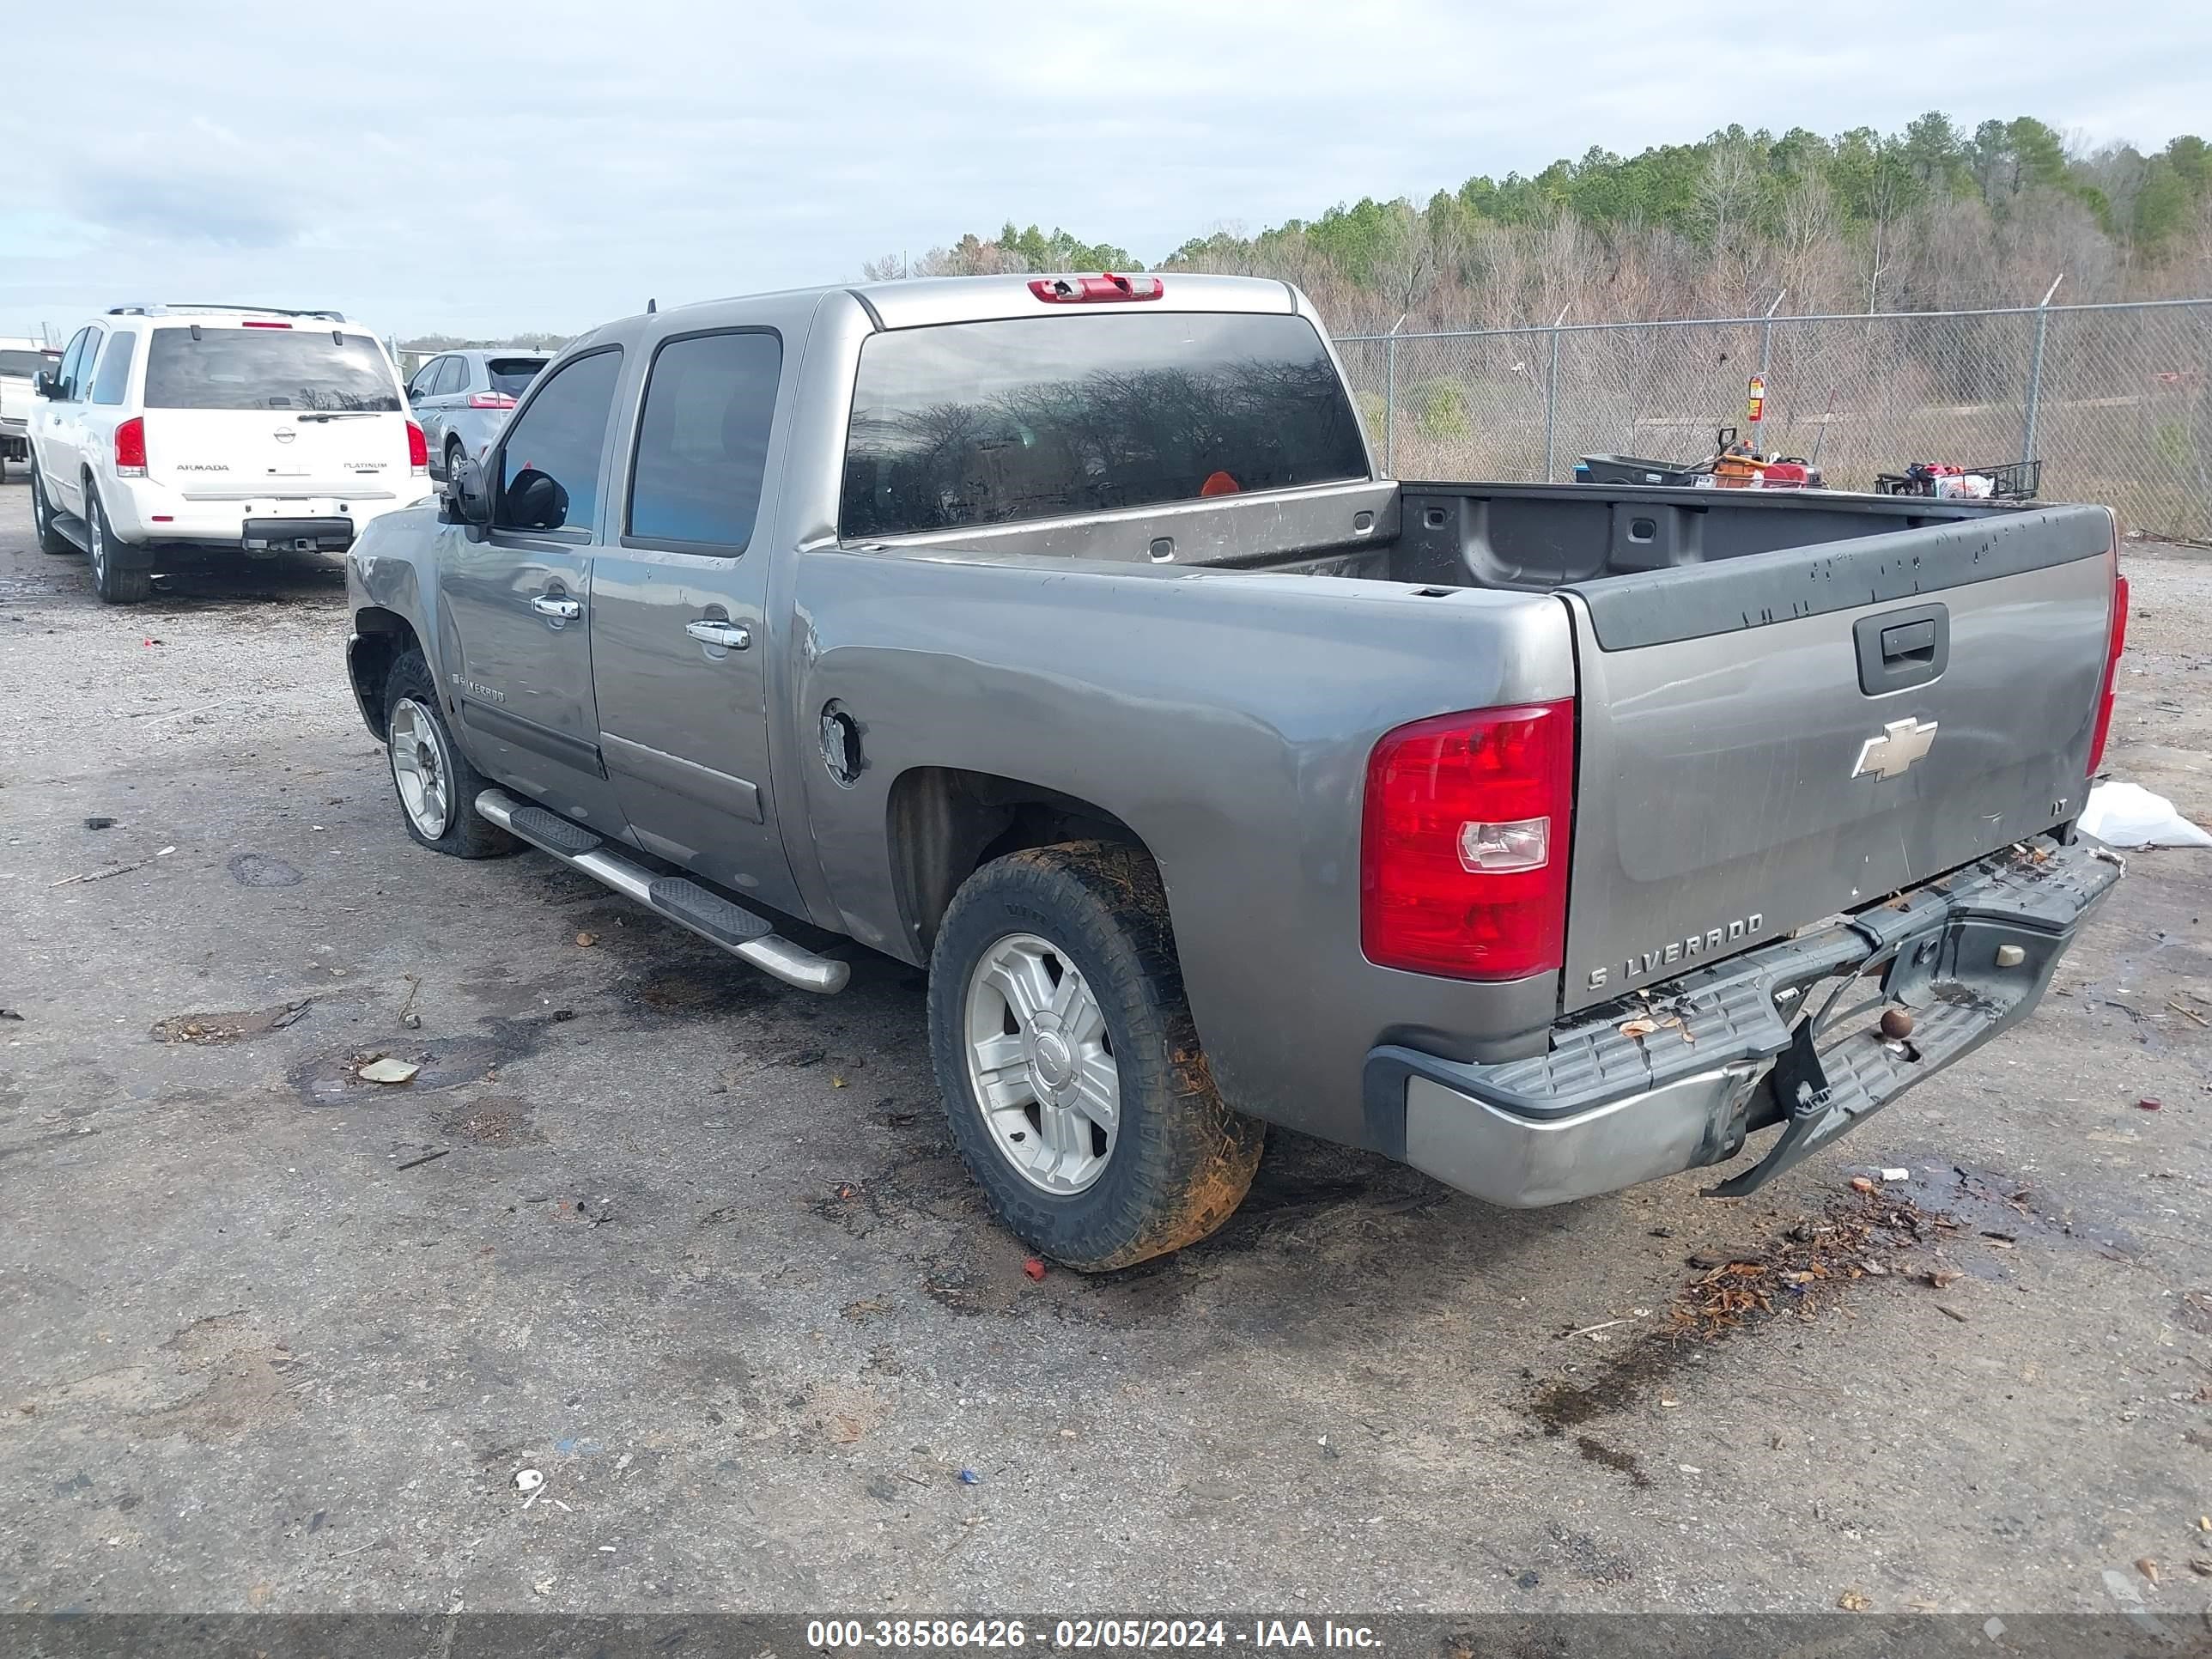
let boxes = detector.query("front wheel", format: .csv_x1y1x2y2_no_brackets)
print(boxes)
31,465,74,556
381,648,517,859
928,842,1264,1272
84,483,151,605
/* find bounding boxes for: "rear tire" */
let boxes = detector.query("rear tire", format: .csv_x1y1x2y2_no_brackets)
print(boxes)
928,842,1264,1272
84,483,151,605
31,465,74,556
381,647,517,859
445,439,466,485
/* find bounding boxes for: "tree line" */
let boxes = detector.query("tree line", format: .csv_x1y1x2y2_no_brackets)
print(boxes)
868,112,2212,331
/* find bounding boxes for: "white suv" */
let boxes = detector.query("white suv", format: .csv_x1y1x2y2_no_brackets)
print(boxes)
27,304,430,603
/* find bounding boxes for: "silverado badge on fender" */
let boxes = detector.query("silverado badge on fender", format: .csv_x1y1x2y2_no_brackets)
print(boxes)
1851,716,1938,781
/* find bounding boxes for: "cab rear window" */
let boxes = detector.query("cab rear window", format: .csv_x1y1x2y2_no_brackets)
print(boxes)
143,329,401,413
0,349,48,379
839,311,1369,539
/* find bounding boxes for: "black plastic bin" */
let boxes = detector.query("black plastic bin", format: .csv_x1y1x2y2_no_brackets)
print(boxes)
1577,453,1707,487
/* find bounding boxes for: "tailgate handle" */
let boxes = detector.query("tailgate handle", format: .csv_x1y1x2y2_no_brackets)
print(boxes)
1881,619,1937,664
1854,603,1948,695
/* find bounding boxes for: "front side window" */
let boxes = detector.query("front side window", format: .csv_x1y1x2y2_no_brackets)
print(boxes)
627,331,781,552
143,328,401,412
495,348,623,533
90,332,137,404
55,328,93,401
840,311,1369,539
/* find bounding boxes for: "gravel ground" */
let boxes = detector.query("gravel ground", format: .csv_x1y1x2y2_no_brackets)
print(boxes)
3,479,2211,1616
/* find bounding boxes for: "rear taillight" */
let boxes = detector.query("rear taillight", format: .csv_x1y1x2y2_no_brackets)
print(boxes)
2087,562,2129,776
114,417,147,477
466,391,517,410
1361,701,1575,981
1028,273,1164,304
406,420,428,473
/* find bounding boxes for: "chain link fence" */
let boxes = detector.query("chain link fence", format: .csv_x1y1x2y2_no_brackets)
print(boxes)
1334,298,2212,541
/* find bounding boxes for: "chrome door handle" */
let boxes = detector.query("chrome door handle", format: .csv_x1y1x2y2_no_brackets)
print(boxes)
531,594,581,620
685,619,750,651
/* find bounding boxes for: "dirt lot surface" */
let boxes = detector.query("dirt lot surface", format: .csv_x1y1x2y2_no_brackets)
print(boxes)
3,478,2211,1616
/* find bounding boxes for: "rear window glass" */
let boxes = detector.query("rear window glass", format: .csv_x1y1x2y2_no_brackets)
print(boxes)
486,358,547,397
143,329,401,412
840,311,1368,539
0,350,47,379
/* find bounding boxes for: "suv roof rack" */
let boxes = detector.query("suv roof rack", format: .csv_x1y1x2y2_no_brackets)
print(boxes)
106,303,350,322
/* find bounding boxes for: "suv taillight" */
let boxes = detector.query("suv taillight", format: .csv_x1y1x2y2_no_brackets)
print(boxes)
406,420,428,473
114,417,147,476
2087,560,2129,777
1361,701,1575,980
466,391,516,410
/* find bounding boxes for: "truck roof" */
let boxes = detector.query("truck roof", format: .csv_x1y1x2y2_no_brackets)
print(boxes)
668,271,1299,332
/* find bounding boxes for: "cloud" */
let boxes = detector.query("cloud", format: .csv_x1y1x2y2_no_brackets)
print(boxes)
9,0,2209,337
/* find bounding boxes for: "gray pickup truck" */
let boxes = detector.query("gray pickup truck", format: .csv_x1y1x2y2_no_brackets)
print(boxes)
344,271,2127,1270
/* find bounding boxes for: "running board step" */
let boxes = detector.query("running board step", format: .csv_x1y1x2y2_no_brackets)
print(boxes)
507,805,602,856
473,788,848,994
648,877,772,945
52,512,90,553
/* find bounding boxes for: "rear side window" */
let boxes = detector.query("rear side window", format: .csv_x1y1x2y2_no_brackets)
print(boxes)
627,331,781,552
0,349,47,379
487,358,547,398
840,312,1369,538
144,329,401,412
495,348,623,533
90,332,137,404
433,356,467,396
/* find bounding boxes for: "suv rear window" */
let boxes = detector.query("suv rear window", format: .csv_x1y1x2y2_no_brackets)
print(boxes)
143,329,401,412
486,358,547,398
840,312,1369,539
0,349,47,379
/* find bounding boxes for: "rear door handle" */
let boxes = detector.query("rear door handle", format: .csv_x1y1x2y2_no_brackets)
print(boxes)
685,619,750,651
531,594,581,620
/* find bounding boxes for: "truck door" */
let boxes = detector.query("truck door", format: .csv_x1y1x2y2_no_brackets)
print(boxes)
38,327,96,512
435,344,629,833
586,324,802,917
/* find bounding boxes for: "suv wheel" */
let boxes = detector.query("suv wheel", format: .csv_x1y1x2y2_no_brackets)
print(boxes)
30,465,74,556
381,647,516,858
928,842,1264,1272
444,439,467,484
84,483,151,605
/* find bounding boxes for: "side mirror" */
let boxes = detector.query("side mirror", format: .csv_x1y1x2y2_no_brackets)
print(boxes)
451,455,494,532
33,371,58,399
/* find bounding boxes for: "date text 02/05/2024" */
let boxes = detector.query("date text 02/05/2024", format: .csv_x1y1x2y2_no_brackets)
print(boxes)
805,1620,1383,1650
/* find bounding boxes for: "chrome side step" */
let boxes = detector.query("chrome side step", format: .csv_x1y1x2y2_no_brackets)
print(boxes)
475,788,849,994
52,512,91,554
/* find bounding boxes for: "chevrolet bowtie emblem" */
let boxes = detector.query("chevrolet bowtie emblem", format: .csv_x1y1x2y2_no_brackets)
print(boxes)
1851,717,1938,781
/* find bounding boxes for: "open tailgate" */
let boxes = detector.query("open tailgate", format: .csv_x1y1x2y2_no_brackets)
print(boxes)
1559,503,2118,1013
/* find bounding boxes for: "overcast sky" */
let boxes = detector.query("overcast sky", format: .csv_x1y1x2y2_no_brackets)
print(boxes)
5,0,2207,340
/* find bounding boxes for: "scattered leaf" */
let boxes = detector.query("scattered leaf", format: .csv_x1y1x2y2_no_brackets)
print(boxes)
1619,1018,1660,1039
357,1056,420,1085
1850,1176,1877,1194
574,932,599,948
2137,1558,2160,1585
1927,1269,1963,1290
1838,1589,1871,1612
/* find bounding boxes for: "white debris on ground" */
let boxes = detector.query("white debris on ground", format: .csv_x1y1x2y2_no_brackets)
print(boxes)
2079,780,2212,848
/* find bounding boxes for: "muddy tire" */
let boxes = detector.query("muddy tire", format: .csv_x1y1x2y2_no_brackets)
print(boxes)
31,465,74,556
85,483,151,605
928,841,1263,1272
380,647,517,859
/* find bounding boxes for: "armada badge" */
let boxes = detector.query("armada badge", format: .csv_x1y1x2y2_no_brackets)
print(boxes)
1851,717,1937,781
